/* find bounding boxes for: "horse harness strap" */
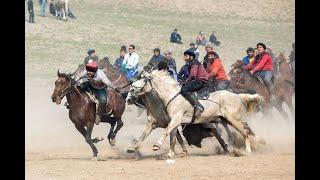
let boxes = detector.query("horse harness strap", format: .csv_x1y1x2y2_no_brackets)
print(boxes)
165,92,181,109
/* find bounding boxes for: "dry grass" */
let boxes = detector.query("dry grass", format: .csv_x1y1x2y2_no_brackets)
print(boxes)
25,0,294,89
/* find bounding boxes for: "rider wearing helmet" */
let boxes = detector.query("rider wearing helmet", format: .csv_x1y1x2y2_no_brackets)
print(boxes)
75,62,118,125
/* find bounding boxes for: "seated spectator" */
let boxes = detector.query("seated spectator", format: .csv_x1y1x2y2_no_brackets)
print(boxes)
84,48,99,65
163,50,177,72
113,49,126,71
188,43,200,60
196,31,208,45
170,28,182,44
209,31,221,46
147,48,165,69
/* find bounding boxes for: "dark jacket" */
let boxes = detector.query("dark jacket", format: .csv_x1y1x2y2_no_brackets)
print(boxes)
188,47,199,60
148,54,165,69
28,0,33,11
113,57,124,69
177,63,189,82
164,58,177,72
170,32,181,42
187,59,209,82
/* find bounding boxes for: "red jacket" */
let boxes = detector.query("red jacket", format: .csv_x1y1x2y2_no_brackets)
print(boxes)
244,53,273,73
206,58,228,80
188,59,209,82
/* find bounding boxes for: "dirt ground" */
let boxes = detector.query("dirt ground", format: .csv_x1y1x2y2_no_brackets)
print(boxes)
25,0,294,179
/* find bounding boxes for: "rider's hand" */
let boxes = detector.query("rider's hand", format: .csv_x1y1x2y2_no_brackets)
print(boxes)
249,70,254,75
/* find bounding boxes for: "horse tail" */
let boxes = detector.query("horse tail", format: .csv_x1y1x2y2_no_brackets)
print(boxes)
238,94,264,114
231,88,256,95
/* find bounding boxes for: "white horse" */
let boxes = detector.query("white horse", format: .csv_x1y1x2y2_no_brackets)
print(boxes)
52,0,69,20
130,70,264,160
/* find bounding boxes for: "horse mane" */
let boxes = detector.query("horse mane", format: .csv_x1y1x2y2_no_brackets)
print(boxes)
151,70,179,89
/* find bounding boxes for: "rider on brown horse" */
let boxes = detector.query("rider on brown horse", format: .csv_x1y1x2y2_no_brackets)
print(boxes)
244,43,275,100
75,62,119,125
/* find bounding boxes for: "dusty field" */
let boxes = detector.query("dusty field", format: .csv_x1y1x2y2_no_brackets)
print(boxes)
26,0,295,179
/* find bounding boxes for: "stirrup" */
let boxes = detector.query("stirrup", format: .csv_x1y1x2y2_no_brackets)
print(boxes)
194,105,204,112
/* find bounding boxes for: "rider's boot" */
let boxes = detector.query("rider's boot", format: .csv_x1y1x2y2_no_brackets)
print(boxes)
95,102,107,125
185,93,204,117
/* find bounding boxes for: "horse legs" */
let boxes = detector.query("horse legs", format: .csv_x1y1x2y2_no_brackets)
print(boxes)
74,125,103,144
153,118,181,151
211,126,229,154
219,117,235,145
86,127,99,157
106,117,123,146
176,129,188,156
275,101,289,119
127,117,154,153
227,118,252,154
167,127,178,159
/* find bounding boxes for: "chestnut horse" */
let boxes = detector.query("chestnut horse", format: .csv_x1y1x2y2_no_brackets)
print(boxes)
51,71,126,157
229,60,294,118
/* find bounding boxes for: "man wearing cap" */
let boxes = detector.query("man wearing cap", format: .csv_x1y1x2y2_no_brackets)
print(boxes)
206,51,229,91
170,28,182,44
244,43,275,99
147,48,165,70
180,50,209,117
122,44,140,80
75,62,119,125
242,47,255,66
84,48,99,65
163,50,177,72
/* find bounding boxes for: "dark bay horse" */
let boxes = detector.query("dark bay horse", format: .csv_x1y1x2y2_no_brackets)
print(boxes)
229,60,294,118
276,52,295,90
51,71,126,157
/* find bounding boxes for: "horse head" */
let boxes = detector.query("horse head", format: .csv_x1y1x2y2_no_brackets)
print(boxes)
51,69,74,105
127,70,154,101
276,52,287,65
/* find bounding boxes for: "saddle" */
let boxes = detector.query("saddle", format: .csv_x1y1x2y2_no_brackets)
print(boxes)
85,90,112,117
194,87,210,100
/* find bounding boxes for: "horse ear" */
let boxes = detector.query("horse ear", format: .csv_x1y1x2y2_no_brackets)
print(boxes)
57,69,61,77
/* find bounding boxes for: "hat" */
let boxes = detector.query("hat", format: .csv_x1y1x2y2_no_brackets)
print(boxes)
86,62,98,72
87,48,95,55
184,50,195,58
256,43,266,50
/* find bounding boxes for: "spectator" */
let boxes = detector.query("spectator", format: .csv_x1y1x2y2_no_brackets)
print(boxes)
188,43,200,60
27,0,35,23
84,48,99,65
209,31,221,46
147,48,165,69
242,47,255,66
39,0,47,17
113,49,126,71
170,28,182,44
122,44,140,80
196,31,208,45
163,50,177,72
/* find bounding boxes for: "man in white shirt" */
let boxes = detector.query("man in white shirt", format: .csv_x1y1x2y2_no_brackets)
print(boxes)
122,44,140,80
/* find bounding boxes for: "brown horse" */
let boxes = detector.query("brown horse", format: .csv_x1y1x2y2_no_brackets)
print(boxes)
229,60,294,118
276,52,295,89
51,71,126,157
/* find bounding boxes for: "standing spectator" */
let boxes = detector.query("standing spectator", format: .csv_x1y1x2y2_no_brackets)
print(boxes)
147,48,165,69
170,28,182,44
27,0,35,23
40,0,47,17
113,49,126,71
84,48,99,65
188,43,200,60
209,31,221,46
122,44,140,80
163,50,177,72
242,47,255,66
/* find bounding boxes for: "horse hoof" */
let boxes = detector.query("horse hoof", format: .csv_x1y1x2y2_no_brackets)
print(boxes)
127,147,136,153
178,151,188,157
109,138,116,146
152,144,160,151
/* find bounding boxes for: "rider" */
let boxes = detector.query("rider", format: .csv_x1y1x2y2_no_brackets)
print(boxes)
206,51,229,91
242,47,255,66
180,50,209,117
75,62,119,125
244,43,275,100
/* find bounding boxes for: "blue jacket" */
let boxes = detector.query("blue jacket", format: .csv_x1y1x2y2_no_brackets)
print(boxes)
242,56,250,66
